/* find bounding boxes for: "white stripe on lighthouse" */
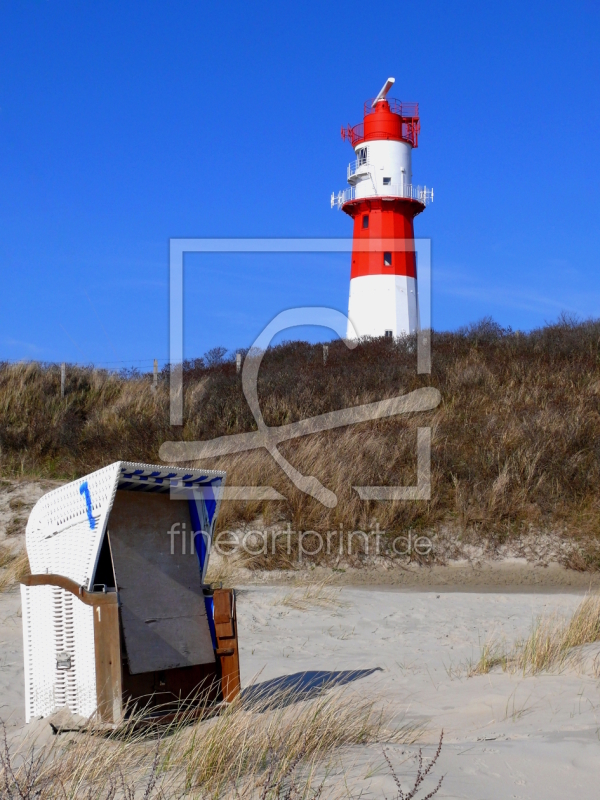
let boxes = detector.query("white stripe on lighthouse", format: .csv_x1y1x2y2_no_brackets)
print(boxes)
347,274,418,340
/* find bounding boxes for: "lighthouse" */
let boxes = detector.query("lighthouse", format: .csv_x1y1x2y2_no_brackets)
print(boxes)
332,78,433,340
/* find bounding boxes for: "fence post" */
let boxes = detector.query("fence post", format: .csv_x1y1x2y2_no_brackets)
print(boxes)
152,359,158,393
60,363,66,398
236,353,242,374
323,345,329,365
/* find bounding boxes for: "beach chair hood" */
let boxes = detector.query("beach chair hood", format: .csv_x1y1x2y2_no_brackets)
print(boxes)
25,461,225,588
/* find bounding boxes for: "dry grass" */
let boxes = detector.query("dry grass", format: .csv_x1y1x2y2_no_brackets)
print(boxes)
203,552,247,589
0,546,29,593
3,317,600,565
5,516,26,537
8,498,30,512
276,581,349,612
0,683,416,798
468,640,507,676
471,593,600,676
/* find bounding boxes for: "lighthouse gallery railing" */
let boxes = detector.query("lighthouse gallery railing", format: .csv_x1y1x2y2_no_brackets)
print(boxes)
330,184,434,210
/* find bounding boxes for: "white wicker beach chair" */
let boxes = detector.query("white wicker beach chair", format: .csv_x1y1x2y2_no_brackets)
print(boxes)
21,461,239,725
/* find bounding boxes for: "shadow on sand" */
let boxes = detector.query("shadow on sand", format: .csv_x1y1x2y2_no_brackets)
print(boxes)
242,668,382,708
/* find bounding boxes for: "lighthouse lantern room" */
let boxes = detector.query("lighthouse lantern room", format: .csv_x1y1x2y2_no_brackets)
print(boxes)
332,78,433,340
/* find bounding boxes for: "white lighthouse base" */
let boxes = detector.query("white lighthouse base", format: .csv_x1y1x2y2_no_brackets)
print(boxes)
347,274,418,339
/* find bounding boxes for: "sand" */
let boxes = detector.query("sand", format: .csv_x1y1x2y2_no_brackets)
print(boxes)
1,582,600,798
235,586,600,799
0,590,23,732
228,559,600,593
0,477,61,548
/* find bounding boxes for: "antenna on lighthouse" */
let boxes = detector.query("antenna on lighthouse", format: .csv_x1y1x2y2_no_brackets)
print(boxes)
372,77,395,107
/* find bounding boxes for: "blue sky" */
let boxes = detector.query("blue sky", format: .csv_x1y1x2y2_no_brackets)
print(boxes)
1,0,598,368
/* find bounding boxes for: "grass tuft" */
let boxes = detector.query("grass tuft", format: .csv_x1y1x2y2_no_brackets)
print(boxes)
0,547,30,593
0,683,415,798
471,593,600,676
276,581,349,612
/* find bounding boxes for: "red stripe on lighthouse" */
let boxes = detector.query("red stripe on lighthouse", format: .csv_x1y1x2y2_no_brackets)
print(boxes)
342,196,424,280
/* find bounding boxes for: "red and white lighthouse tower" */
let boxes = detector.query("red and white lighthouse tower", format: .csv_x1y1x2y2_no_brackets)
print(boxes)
332,78,433,339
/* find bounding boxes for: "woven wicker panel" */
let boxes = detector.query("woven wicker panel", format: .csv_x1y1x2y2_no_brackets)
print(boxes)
21,585,96,721
21,584,57,721
71,593,97,717
26,462,120,587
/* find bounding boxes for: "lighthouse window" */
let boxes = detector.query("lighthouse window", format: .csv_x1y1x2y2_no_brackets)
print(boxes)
357,147,367,166
362,215,369,229
384,252,392,266
383,177,391,185
385,330,393,339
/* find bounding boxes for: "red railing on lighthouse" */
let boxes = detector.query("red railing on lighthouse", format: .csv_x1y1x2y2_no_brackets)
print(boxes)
341,99,421,148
